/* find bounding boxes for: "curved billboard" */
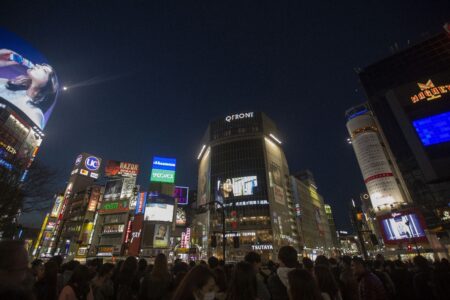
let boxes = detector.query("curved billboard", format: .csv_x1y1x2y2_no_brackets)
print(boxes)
0,29,59,129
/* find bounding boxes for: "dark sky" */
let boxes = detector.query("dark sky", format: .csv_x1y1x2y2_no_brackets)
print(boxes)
2,1,449,230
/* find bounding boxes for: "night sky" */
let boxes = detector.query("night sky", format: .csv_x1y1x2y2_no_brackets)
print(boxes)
2,1,449,230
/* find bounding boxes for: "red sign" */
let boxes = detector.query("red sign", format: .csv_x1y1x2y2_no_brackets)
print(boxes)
128,214,143,256
105,160,139,177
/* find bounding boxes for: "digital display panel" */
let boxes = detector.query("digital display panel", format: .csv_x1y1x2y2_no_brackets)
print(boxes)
153,224,170,248
103,179,123,201
379,212,426,244
413,111,450,146
150,156,176,183
176,207,186,226
173,186,189,205
144,203,174,222
0,29,59,129
216,176,257,202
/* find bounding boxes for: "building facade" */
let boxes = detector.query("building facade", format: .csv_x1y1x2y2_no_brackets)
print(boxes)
196,112,299,260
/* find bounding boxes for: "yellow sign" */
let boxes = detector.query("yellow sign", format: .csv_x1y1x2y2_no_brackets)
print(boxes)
411,79,449,103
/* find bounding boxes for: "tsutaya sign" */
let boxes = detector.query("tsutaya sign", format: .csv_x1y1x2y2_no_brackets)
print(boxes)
225,112,254,122
410,79,450,104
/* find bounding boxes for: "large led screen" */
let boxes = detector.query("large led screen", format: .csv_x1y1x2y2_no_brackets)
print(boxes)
103,179,123,201
173,186,189,205
150,156,176,183
0,29,59,129
379,212,426,243
413,111,450,146
144,203,174,222
216,176,257,202
153,224,170,248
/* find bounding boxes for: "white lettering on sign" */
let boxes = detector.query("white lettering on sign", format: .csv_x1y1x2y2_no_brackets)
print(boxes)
225,112,254,122
154,161,176,167
251,244,273,250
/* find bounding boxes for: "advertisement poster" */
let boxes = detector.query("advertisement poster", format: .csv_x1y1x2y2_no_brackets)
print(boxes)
150,156,176,183
216,176,258,202
105,160,139,177
120,177,136,199
271,163,285,205
104,179,123,201
0,29,59,129
87,186,101,212
176,207,186,226
144,203,174,222
379,211,427,244
50,195,63,218
153,224,170,248
198,149,210,206
128,214,143,256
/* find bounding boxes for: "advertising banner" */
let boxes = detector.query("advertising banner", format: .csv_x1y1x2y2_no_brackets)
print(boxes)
176,207,186,226
270,163,285,205
150,156,176,183
120,177,136,199
128,214,143,256
105,160,139,177
135,192,147,214
173,186,189,205
216,176,258,203
87,186,101,212
104,179,123,201
50,195,64,218
144,203,174,222
98,200,128,214
153,223,170,248
377,210,427,244
0,29,59,129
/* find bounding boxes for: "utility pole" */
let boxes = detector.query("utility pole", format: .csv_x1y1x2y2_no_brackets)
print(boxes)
200,200,226,264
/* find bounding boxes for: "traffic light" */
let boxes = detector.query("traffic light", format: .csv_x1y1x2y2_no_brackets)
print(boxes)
233,236,240,248
211,235,217,248
407,244,413,251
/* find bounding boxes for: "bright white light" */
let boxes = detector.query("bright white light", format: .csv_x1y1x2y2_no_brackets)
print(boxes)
269,133,282,144
63,86,68,91
197,144,206,160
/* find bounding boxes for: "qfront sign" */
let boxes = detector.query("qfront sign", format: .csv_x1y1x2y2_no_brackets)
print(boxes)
225,112,254,122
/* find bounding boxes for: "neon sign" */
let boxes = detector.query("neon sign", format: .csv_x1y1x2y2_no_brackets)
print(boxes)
410,79,450,103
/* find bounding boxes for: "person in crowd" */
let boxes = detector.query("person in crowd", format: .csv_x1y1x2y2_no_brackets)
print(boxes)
62,260,81,287
338,256,358,300
315,255,330,268
172,261,190,291
59,265,94,300
34,260,59,300
372,260,395,298
226,261,258,300
287,268,323,300
433,258,450,300
314,265,342,300
245,251,271,300
115,256,138,300
328,258,341,282
268,245,299,300
302,257,314,275
208,256,220,270
91,263,114,300
213,265,228,300
388,260,414,300
0,240,34,299
31,259,45,283
412,255,436,300
87,259,103,281
189,260,196,269
133,259,148,293
352,256,386,300
171,265,217,300
139,253,171,300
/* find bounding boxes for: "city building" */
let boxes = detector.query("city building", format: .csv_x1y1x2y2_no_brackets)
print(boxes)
195,112,299,260
290,171,334,258
324,204,339,248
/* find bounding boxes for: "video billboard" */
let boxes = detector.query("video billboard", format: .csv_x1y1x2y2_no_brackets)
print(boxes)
216,176,257,202
173,186,189,205
105,160,139,177
413,111,450,146
50,195,64,218
378,210,427,244
150,156,176,183
103,179,123,201
0,29,59,129
176,207,186,226
144,203,174,222
153,224,170,248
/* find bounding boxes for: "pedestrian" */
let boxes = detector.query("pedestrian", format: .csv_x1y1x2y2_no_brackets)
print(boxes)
115,256,138,300
226,261,258,300
171,265,216,300
268,245,299,300
34,260,59,300
412,255,436,300
139,253,171,300
351,256,386,300
287,268,322,300
58,265,94,300
302,257,314,275
208,256,220,270
91,263,114,300
372,260,395,298
314,265,342,300
338,256,358,300
245,251,271,300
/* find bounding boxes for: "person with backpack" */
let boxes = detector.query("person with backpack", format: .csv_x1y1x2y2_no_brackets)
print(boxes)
268,246,299,300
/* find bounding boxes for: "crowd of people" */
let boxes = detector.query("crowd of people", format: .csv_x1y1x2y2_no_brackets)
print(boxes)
0,240,450,300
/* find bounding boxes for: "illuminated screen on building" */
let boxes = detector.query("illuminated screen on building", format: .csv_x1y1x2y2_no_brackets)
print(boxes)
216,176,257,202
150,156,176,183
0,29,59,129
413,111,450,146
173,186,189,205
378,211,427,244
144,203,174,222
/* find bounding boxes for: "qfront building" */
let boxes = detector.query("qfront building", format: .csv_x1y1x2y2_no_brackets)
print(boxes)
195,112,299,260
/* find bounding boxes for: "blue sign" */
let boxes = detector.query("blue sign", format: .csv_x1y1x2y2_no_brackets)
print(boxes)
413,111,450,146
152,156,176,171
85,156,100,171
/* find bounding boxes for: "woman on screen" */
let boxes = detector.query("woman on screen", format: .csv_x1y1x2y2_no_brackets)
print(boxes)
0,49,58,129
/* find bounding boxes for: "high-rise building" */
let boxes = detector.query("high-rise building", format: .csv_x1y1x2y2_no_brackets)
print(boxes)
290,171,334,257
195,112,299,260
324,204,339,248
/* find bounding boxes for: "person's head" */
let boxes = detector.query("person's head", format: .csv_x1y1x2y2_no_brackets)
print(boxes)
158,225,167,236
138,258,147,273
413,255,429,271
98,263,114,279
49,255,63,269
302,257,314,273
351,257,366,277
373,260,383,270
223,179,233,194
227,261,257,300
172,265,216,300
341,255,352,268
116,256,138,286
189,260,196,268
244,251,262,271
315,255,329,267
287,269,322,300
31,259,44,280
0,240,29,286
43,260,58,283
151,253,169,279
278,246,298,268
375,253,385,263
328,257,338,267
314,265,339,299
67,265,90,297
208,256,219,269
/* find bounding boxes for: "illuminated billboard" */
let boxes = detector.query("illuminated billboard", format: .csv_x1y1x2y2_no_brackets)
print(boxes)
153,224,170,248
144,203,174,222
176,207,186,226
103,179,123,201
413,111,450,146
173,186,189,205
135,192,147,214
0,29,59,129
216,176,257,202
50,195,64,218
105,160,139,177
378,211,427,244
150,156,176,183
